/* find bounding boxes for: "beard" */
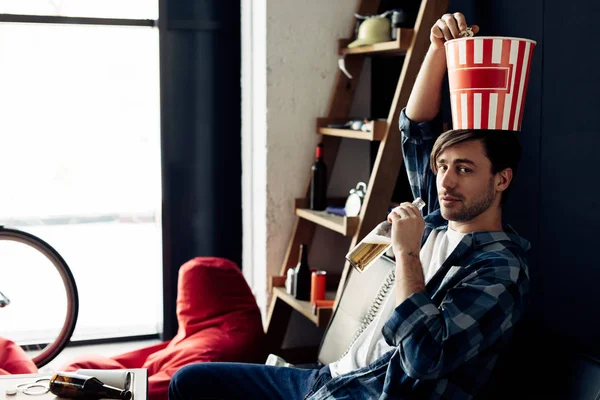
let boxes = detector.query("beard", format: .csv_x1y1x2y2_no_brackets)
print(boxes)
440,178,496,222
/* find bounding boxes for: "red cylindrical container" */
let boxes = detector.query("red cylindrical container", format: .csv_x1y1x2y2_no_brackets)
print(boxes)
310,270,326,304
444,36,536,131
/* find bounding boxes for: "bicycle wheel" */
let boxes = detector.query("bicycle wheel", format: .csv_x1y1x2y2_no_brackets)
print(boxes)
0,226,79,368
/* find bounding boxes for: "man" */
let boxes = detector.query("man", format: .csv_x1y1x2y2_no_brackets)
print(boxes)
168,12,530,400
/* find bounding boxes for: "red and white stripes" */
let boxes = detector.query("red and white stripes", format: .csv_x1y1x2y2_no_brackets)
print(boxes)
445,37,536,131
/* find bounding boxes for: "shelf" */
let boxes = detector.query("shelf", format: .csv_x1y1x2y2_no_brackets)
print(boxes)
338,28,414,56
272,287,334,328
296,208,359,236
317,118,388,141
265,0,446,359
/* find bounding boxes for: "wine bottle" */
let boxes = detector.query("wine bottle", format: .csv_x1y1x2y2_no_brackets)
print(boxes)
310,143,327,211
294,244,311,301
49,372,132,399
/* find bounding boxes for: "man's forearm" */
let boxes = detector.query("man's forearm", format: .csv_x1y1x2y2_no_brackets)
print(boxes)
395,251,426,306
405,45,448,122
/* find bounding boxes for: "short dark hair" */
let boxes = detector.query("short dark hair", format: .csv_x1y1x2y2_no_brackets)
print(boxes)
430,129,522,204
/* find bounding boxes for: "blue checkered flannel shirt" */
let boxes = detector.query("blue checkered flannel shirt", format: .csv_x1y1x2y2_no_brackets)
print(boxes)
307,109,530,400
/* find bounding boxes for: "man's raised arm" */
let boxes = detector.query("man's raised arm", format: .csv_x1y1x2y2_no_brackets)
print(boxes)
405,13,479,122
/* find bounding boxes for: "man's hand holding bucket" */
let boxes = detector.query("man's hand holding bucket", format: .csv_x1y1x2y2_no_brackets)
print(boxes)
430,12,480,50
407,12,480,122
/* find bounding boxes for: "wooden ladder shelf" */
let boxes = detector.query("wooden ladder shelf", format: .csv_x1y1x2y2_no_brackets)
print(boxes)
265,0,448,357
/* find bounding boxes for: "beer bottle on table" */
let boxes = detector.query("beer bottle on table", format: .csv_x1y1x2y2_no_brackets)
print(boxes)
49,372,132,399
294,244,311,301
310,143,327,211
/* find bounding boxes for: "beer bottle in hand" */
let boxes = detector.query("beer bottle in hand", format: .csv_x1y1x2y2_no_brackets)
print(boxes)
345,198,426,272
49,372,132,399
310,143,327,211
294,244,311,301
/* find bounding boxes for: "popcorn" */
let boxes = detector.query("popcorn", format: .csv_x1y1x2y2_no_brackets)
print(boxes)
459,27,474,38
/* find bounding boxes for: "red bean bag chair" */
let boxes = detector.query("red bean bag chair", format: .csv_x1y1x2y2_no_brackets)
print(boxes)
0,338,37,375
60,257,266,400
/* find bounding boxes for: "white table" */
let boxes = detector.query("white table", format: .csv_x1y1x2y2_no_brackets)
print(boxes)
0,368,148,400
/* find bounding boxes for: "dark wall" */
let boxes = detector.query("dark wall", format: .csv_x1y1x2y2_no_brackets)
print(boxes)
446,0,600,383
467,0,600,357
538,0,600,353
159,0,242,339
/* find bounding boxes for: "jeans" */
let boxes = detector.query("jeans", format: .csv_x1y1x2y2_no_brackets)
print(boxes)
168,362,332,400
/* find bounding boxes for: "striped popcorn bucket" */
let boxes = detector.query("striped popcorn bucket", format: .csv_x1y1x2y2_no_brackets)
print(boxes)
445,36,536,131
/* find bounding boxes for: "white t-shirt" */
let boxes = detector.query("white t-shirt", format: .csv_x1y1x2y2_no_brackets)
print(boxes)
329,227,465,377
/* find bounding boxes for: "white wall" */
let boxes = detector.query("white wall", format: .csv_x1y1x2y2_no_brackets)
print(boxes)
242,0,371,319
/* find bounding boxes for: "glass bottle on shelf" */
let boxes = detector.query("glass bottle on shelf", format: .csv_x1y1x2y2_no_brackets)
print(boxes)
310,143,327,211
390,9,407,40
294,244,312,301
345,198,425,272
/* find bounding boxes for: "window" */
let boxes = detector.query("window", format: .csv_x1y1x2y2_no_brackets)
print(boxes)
0,1,157,20
0,4,161,342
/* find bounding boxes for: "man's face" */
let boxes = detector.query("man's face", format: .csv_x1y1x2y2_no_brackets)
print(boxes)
435,139,498,223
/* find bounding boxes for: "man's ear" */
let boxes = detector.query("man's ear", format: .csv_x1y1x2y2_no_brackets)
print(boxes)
495,168,513,193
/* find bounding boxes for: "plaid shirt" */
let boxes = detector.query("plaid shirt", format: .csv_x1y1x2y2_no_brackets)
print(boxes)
308,109,530,400
398,108,443,216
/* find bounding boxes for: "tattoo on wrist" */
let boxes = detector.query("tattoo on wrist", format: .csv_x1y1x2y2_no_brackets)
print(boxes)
406,251,419,259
